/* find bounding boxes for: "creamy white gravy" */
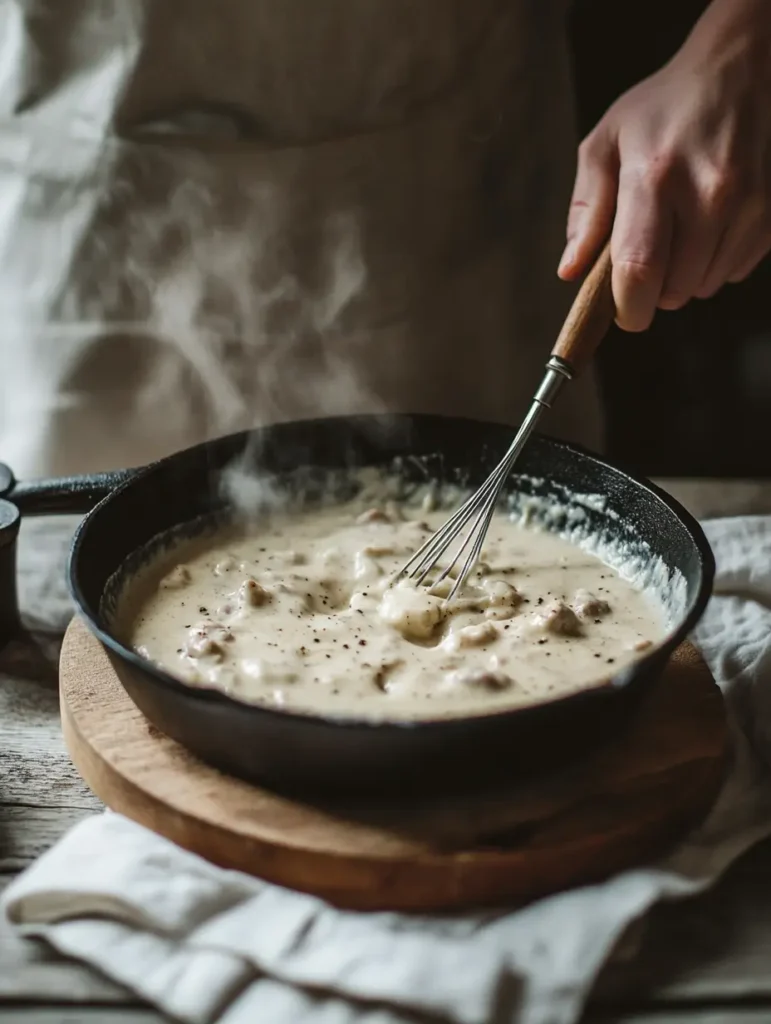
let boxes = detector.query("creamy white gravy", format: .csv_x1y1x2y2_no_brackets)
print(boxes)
120,496,666,721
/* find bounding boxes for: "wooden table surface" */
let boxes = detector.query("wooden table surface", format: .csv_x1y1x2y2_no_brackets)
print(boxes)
2,479,771,1024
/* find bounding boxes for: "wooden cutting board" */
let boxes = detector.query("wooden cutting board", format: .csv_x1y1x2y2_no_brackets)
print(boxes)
60,616,728,911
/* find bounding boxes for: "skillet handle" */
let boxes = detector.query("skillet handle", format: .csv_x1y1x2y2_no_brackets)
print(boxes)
0,464,138,517
551,240,615,375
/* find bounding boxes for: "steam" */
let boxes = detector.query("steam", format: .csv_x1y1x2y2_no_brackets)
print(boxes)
2,147,390,505
142,178,374,439
135,174,381,517
143,174,372,411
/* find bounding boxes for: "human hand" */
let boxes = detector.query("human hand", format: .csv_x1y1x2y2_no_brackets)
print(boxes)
558,0,771,332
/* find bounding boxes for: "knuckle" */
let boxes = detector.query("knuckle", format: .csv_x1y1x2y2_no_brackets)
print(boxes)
624,152,676,192
615,255,657,286
699,166,743,214
567,199,592,234
577,132,605,167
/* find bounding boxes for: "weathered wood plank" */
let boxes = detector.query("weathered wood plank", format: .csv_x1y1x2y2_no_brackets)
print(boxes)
0,806,97,873
0,674,101,814
0,664,100,885
0,667,101,874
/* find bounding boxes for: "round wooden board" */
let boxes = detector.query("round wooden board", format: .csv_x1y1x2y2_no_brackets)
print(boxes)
60,617,728,912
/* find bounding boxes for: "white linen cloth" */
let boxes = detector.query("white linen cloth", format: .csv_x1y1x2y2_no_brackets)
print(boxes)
6,515,771,1024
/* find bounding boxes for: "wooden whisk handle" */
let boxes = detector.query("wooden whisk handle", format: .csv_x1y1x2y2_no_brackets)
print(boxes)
551,241,615,375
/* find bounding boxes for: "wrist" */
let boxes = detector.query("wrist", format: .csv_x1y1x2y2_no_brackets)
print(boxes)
679,0,771,71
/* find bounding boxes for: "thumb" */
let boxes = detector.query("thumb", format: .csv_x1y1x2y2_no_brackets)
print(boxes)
559,126,618,280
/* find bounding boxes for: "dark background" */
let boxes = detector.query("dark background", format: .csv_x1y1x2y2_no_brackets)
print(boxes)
569,0,771,477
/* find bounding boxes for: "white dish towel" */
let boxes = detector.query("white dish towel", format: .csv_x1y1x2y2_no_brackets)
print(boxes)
6,516,771,1024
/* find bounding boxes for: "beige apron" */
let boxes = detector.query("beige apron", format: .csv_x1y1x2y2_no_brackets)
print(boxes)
0,0,602,478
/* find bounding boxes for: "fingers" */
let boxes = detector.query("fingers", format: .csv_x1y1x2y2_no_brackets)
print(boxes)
562,118,770,320
697,192,767,296
659,210,721,311
558,129,618,281
658,164,741,309
609,162,765,326
610,161,675,332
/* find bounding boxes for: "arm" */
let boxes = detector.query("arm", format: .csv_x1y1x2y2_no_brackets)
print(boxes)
559,0,771,332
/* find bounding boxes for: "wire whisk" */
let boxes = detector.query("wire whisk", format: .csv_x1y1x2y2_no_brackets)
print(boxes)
393,241,615,602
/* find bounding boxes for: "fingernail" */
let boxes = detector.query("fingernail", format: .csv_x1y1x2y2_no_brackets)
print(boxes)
558,241,575,274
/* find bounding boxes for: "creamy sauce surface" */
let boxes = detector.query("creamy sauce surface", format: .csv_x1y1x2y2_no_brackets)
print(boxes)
121,497,666,720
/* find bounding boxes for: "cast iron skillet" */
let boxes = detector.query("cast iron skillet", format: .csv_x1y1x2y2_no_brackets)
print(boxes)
0,414,715,797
